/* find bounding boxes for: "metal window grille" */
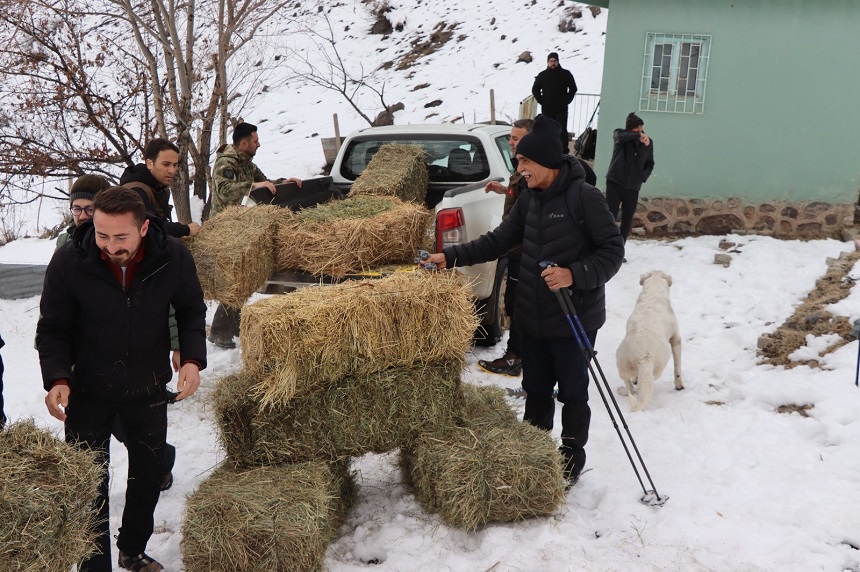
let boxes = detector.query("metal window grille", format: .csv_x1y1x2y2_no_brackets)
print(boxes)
640,33,711,114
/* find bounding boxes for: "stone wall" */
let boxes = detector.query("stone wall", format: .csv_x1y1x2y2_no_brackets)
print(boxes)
630,197,856,237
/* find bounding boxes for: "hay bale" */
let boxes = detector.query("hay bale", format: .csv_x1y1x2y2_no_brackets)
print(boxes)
349,144,428,204
182,460,355,572
214,361,461,467
275,195,433,277
187,205,283,308
241,271,478,406
400,384,566,530
0,420,102,570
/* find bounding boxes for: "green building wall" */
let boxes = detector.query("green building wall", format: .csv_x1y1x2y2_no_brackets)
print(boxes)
592,0,860,233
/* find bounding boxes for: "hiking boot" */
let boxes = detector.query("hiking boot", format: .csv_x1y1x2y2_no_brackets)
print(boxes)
560,445,585,488
207,334,236,349
159,472,173,492
118,551,164,572
478,353,522,377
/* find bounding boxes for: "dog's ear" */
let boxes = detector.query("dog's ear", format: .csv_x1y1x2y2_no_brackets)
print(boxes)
663,272,673,287
639,272,651,285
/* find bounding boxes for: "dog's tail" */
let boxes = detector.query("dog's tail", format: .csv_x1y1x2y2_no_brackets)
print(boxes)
631,359,655,412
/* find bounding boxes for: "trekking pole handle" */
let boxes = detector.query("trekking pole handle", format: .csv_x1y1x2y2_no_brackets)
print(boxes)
538,260,560,292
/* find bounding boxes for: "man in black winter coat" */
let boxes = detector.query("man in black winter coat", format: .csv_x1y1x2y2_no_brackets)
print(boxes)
605,112,655,243
120,138,200,239
37,187,207,572
422,115,624,485
531,52,578,153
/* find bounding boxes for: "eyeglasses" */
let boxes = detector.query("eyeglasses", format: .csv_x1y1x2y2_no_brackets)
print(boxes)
71,206,94,216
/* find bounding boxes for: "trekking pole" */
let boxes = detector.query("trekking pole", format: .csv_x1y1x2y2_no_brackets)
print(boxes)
539,261,667,506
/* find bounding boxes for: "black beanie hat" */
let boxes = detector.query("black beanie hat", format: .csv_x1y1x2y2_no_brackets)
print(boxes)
625,112,644,131
547,52,559,61
515,114,563,169
69,174,111,204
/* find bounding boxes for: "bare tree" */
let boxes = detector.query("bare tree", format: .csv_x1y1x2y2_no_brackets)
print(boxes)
287,12,394,127
0,0,152,201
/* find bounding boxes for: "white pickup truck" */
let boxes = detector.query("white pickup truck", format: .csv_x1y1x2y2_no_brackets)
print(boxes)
267,123,516,346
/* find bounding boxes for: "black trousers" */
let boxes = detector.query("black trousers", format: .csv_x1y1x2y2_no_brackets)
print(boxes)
542,108,570,154
605,180,639,242
65,389,168,572
503,254,521,356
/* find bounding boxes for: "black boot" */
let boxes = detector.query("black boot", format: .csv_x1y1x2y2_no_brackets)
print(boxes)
523,394,555,431
209,304,241,349
560,401,591,485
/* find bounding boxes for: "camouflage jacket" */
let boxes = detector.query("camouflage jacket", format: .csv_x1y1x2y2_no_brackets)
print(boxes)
211,144,268,215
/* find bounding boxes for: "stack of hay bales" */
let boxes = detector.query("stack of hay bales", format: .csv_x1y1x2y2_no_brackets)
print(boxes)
349,144,428,204
0,420,102,571
186,271,478,570
275,195,433,277
401,384,568,531
187,205,284,308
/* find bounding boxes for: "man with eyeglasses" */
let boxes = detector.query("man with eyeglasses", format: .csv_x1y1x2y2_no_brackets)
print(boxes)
57,175,112,248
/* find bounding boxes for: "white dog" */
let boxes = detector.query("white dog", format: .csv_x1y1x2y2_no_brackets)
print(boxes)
616,271,683,411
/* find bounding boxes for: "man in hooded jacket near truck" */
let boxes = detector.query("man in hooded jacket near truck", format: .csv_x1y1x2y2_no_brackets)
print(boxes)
420,115,623,485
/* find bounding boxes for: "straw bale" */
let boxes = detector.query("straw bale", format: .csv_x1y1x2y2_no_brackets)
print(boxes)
275,195,433,277
456,383,519,428
187,205,283,308
182,460,355,572
241,271,477,406
402,422,566,530
349,144,428,204
214,361,461,467
0,420,102,570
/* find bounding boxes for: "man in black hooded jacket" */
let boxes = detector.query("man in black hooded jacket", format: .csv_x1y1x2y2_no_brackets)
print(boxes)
37,187,207,571
421,115,623,485
120,138,200,239
531,52,578,153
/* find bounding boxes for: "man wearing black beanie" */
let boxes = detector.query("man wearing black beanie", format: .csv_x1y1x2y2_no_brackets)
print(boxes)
531,52,578,153
421,114,624,487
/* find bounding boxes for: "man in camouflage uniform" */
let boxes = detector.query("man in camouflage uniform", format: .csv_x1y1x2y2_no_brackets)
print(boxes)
208,122,301,348
210,122,302,216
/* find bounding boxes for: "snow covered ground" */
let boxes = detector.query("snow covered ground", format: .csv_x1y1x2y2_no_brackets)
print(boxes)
3,234,860,571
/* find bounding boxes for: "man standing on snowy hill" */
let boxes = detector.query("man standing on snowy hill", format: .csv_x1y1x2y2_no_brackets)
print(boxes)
207,122,303,348
531,52,578,153
37,187,207,572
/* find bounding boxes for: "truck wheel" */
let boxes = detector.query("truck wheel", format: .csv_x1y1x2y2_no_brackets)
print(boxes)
473,258,507,347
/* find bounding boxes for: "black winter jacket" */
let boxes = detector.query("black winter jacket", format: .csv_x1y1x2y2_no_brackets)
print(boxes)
120,164,190,238
606,129,655,192
443,156,623,337
531,67,578,115
37,217,207,401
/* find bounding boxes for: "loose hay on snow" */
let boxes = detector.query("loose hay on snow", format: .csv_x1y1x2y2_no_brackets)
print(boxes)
348,144,428,204
182,460,355,572
401,422,566,531
187,205,283,308
241,271,478,406
275,195,433,277
0,420,102,571
214,361,462,467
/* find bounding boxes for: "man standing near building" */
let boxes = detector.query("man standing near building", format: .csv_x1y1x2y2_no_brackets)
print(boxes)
208,122,303,348
531,52,578,153
605,112,654,245
120,139,200,239
37,187,207,571
420,115,623,486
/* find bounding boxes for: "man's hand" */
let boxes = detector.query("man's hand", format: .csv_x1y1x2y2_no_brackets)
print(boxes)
187,222,201,237
252,180,277,195
485,181,506,195
541,265,573,290
175,362,201,401
418,252,447,270
285,177,302,188
171,350,181,372
640,133,651,146
45,384,70,421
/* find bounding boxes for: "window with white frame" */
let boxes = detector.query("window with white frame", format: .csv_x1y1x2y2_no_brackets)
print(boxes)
640,33,711,114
